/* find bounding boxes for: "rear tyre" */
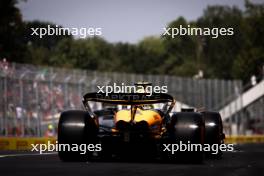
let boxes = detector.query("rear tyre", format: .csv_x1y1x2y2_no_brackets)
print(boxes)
58,110,98,161
163,112,205,163
202,111,225,159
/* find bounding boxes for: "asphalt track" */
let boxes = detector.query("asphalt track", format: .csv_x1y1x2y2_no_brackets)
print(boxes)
0,144,263,176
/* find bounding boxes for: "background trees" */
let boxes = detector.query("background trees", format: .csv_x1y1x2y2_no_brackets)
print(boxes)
1,0,263,84
0,0,26,63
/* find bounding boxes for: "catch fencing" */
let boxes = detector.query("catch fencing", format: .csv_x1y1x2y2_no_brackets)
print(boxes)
0,62,262,137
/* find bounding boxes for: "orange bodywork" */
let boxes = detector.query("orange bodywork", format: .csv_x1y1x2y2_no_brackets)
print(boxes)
115,109,162,132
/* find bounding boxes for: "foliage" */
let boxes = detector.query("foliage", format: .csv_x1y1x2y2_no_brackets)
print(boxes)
1,0,264,84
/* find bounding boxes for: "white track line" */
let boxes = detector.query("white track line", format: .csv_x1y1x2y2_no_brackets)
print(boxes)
0,152,57,158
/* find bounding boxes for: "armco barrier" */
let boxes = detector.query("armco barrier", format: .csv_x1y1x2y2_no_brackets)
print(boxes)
0,136,264,150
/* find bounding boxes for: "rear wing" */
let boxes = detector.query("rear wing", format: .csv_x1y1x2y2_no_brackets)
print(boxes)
82,92,175,105
82,92,175,118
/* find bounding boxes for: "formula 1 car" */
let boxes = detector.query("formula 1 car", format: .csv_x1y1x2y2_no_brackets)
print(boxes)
58,84,225,162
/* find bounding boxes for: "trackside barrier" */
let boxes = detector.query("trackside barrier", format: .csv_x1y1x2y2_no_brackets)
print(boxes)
224,135,264,144
0,136,264,150
0,137,56,150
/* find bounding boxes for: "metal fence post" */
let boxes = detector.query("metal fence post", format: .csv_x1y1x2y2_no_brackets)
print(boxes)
19,77,24,136
3,75,8,136
36,80,41,137
49,69,56,135
78,76,86,109
64,76,71,108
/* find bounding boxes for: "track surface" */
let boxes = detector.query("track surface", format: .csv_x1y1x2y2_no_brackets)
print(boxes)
0,144,263,176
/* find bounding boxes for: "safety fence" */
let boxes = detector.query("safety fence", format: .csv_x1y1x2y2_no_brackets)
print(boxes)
0,61,263,136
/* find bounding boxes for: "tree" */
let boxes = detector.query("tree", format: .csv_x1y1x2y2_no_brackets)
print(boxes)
162,17,199,76
2,0,264,84
232,1,264,82
24,21,72,49
197,5,244,79
0,0,27,62
135,36,165,74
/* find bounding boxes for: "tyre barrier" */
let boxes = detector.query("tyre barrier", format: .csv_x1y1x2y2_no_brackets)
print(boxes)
0,136,264,150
